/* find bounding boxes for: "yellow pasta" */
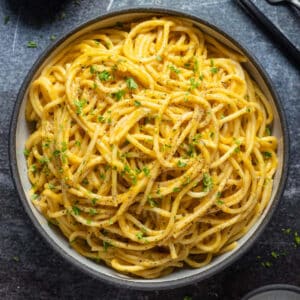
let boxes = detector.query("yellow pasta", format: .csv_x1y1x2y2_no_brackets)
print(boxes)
24,17,278,278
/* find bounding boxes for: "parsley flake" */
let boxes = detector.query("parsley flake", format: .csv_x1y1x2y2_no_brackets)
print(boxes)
126,77,138,89
98,70,111,81
72,206,81,215
203,173,213,192
134,100,141,107
177,160,187,167
27,41,37,48
112,90,125,101
142,166,150,176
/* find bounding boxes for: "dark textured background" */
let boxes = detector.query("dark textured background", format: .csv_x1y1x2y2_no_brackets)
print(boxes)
0,0,299,299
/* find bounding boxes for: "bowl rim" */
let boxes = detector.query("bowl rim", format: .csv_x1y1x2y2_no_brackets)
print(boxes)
9,7,290,290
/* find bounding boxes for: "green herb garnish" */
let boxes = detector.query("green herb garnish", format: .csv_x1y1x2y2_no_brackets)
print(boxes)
189,77,199,90
126,77,138,89
72,206,81,215
4,16,10,25
134,100,141,107
23,148,30,157
169,65,180,74
27,41,37,48
263,151,272,159
98,70,111,81
74,99,87,115
142,166,150,176
90,65,97,74
177,160,187,167
136,232,144,240
203,173,213,192
156,55,162,61
103,240,111,252
112,90,125,101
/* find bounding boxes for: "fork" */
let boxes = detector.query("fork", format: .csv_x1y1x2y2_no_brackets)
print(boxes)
267,0,300,10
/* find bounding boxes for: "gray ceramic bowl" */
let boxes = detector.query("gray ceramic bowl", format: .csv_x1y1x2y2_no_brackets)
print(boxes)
9,8,289,290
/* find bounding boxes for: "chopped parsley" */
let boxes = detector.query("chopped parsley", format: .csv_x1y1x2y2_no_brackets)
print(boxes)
203,173,213,192
193,58,199,73
282,228,291,235
156,55,162,61
123,164,131,174
173,187,181,193
31,194,39,200
177,160,187,167
4,16,10,25
211,66,218,74
169,65,180,74
72,206,81,215
271,251,279,259
27,41,37,48
189,78,199,90
48,183,55,190
186,144,195,157
265,127,271,136
261,261,272,268
134,100,141,107
30,164,37,173
98,70,111,81
39,157,49,164
89,208,97,216
192,133,202,144
91,198,97,206
90,65,97,74
99,173,106,180
103,240,111,252
74,99,87,115
148,196,158,208
234,147,240,153
53,149,60,157
75,140,81,147
210,59,218,74
23,148,30,157
82,178,89,185
12,256,19,262
142,166,150,176
135,168,142,174
126,77,138,89
98,115,105,123
263,151,272,159
295,232,300,246
112,90,125,101
199,73,204,81
136,232,144,240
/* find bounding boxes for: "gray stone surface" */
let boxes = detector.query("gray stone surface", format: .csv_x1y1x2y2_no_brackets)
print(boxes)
0,0,299,299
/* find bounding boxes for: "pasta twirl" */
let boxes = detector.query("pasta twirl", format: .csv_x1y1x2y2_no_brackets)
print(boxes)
24,17,278,278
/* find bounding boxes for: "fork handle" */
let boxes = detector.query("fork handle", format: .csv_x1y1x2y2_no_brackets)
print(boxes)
236,0,300,66
289,0,300,10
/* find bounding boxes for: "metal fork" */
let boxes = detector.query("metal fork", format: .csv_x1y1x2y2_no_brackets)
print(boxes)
267,0,300,10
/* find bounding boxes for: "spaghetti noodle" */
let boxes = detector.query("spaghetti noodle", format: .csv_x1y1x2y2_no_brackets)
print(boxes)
24,17,278,278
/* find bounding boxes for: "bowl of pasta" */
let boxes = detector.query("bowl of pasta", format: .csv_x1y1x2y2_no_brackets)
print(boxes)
9,8,288,289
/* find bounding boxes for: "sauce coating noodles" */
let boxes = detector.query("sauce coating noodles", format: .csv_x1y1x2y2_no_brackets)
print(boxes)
25,17,278,278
